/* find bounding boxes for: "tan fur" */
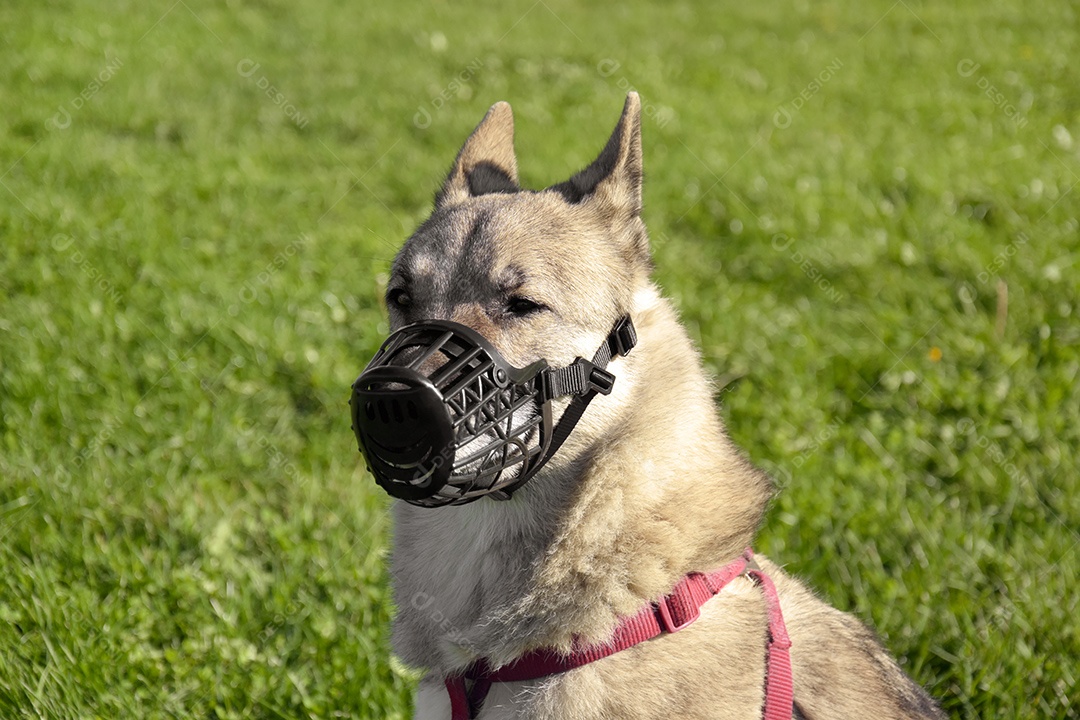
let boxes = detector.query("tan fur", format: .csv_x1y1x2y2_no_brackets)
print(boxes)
386,94,945,719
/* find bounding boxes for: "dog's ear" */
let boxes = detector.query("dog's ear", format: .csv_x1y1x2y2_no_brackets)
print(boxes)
549,93,648,267
435,101,520,209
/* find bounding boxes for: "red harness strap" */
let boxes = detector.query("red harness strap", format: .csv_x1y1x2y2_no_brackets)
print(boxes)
444,548,793,719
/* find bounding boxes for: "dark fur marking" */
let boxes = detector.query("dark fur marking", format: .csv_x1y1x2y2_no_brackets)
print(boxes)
443,211,500,311
467,161,520,197
548,128,622,204
548,119,642,208
390,208,499,320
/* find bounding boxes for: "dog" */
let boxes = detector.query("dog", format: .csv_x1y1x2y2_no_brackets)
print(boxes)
373,93,946,719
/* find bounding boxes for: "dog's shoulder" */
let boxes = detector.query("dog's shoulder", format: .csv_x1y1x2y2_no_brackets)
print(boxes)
756,556,947,720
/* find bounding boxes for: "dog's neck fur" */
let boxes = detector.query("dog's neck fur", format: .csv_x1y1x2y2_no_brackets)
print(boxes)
390,283,773,672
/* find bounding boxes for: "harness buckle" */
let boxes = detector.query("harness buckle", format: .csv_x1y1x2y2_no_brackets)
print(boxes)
655,595,700,634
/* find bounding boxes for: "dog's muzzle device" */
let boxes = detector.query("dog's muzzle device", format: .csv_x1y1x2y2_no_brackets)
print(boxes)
350,316,636,507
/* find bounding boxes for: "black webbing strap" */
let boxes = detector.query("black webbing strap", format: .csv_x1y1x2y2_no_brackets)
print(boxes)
505,316,637,496
540,361,598,399
538,316,637,401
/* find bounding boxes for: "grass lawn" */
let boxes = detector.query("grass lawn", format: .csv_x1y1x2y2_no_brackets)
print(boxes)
1,0,1077,717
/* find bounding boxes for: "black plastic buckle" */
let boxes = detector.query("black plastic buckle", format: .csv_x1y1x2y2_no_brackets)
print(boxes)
582,360,615,395
538,357,617,401
609,316,637,358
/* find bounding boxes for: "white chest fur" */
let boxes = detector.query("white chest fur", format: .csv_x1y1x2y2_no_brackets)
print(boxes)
391,492,552,669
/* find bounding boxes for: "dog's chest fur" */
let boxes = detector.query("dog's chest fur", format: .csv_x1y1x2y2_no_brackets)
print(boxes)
391,492,555,669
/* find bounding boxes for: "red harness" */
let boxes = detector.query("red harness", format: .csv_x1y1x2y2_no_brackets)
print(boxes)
443,548,793,719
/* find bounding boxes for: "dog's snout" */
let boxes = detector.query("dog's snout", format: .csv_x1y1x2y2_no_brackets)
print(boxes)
415,353,447,378
388,344,449,378
449,306,496,343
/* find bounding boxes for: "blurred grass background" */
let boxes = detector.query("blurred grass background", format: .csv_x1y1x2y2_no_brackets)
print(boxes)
0,0,1077,717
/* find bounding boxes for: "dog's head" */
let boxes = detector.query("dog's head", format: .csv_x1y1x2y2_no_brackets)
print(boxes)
386,93,650,372
355,95,651,504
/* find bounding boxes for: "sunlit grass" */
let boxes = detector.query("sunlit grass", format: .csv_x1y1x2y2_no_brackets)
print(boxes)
1,0,1077,717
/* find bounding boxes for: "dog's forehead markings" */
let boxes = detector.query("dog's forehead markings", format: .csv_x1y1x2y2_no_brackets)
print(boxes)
459,209,494,259
398,203,500,309
402,194,586,307
410,253,437,277
398,205,477,284
495,264,526,291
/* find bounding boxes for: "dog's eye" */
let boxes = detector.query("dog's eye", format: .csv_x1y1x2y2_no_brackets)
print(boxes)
507,296,545,316
387,288,412,309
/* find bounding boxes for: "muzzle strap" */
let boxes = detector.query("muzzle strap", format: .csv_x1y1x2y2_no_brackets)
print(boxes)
501,316,636,497
539,359,615,400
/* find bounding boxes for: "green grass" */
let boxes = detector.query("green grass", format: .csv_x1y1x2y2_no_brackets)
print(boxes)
1,0,1077,717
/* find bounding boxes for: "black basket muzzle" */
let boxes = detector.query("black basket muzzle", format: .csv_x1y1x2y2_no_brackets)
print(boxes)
350,317,636,508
